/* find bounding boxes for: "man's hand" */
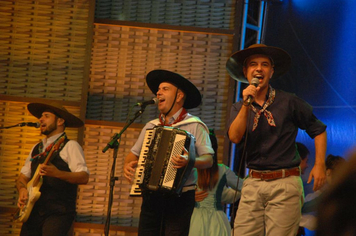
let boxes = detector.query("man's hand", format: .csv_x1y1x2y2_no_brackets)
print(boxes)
242,84,260,102
39,163,60,177
308,164,326,191
124,160,138,183
17,188,28,208
171,148,189,169
195,189,208,202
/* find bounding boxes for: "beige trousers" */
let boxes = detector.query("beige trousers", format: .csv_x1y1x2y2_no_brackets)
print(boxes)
233,175,304,236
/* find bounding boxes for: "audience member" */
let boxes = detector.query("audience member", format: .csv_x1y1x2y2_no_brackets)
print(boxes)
316,151,355,236
300,154,345,235
296,142,310,236
297,142,310,175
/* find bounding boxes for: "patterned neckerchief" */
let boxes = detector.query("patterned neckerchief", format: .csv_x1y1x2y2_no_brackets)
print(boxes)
159,108,187,126
250,85,276,131
30,133,66,161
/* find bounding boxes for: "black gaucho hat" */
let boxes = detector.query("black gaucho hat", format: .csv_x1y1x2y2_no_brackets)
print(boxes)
27,102,84,128
146,69,202,109
226,44,291,83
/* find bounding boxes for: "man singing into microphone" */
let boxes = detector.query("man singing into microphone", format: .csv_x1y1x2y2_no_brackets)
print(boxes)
227,44,327,236
123,69,214,236
16,102,89,236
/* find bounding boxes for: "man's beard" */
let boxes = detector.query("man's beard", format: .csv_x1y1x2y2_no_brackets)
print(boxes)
41,122,57,135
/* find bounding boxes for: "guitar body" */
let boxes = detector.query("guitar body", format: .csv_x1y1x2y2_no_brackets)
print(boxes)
16,174,43,222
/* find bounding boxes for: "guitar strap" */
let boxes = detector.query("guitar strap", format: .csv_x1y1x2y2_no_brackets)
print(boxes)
30,133,67,162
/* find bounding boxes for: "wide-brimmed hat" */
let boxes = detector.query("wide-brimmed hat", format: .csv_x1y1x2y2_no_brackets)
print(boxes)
226,44,291,83
27,102,84,128
146,69,202,109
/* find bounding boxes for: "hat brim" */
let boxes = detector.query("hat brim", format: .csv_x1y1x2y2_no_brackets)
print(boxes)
146,70,202,109
27,103,84,128
226,45,291,83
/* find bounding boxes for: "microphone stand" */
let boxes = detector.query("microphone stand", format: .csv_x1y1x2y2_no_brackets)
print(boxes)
102,106,147,236
0,123,27,129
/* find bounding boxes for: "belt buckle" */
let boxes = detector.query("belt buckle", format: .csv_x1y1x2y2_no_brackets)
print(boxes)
261,170,281,181
259,171,270,181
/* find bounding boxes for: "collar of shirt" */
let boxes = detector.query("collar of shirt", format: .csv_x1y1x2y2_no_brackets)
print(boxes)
42,132,64,150
160,108,183,125
253,86,270,108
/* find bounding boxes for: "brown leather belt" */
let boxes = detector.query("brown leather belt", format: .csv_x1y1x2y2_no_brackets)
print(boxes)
249,167,301,181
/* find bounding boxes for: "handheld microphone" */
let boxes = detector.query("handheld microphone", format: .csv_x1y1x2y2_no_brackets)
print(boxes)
18,122,41,128
245,77,260,105
135,98,159,107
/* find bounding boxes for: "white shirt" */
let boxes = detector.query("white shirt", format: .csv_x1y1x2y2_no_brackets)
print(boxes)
21,132,89,178
131,109,214,187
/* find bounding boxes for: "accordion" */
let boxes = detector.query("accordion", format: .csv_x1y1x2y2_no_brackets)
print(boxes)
130,126,196,196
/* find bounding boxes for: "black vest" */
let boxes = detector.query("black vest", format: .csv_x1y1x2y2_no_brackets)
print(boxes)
30,137,78,215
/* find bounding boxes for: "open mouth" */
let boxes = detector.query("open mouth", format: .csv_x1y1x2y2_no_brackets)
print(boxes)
158,98,165,104
254,75,264,79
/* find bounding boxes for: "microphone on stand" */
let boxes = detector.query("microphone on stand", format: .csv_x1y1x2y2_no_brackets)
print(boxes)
135,98,159,107
18,122,41,128
245,77,260,105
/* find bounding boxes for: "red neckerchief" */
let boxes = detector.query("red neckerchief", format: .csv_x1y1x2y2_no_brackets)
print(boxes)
250,85,276,131
159,108,187,126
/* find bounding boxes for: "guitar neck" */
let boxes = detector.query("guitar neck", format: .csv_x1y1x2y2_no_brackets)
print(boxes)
31,136,65,185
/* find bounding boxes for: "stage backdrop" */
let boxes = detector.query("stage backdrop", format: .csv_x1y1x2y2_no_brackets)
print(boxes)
264,0,356,194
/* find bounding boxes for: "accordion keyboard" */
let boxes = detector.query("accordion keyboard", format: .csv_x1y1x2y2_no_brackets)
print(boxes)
129,128,156,196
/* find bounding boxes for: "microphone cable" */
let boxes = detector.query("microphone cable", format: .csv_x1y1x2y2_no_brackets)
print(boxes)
230,103,252,236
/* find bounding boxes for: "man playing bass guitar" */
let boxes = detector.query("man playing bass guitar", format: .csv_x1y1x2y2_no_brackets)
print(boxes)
16,102,89,236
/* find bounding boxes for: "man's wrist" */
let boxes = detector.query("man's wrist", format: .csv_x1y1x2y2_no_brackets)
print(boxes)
18,186,27,192
243,100,250,106
17,181,27,191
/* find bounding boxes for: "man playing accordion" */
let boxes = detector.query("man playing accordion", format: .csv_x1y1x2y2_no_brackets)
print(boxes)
123,69,214,236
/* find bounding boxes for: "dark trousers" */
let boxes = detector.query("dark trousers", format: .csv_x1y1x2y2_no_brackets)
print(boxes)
138,190,195,236
20,209,75,236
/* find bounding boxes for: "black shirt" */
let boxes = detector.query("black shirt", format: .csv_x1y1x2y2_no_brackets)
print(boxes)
228,89,326,170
